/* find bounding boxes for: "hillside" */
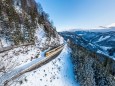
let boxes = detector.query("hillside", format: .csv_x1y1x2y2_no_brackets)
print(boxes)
69,41,115,86
1,0,115,86
7,44,79,86
60,30,115,86
0,0,78,86
0,0,64,73
0,0,63,48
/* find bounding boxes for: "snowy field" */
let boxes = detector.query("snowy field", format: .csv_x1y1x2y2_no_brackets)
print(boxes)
9,45,79,86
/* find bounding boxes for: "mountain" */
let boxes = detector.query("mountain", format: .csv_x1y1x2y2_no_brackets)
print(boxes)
0,0,78,86
0,0,115,86
60,30,115,86
69,41,115,86
65,26,115,32
60,31,115,60
0,0,64,75
0,0,63,48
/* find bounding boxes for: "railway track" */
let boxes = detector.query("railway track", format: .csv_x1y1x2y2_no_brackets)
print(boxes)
46,44,64,57
0,44,64,86
0,43,34,53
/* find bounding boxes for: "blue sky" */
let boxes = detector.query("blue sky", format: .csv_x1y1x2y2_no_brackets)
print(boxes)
35,0,115,31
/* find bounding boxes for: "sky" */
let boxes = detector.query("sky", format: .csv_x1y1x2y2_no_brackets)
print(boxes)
35,0,115,31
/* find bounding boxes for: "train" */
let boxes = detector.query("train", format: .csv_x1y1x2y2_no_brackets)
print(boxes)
45,44,64,57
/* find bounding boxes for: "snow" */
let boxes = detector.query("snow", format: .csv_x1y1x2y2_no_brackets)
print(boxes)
35,25,64,49
107,23,115,28
0,38,12,47
0,45,40,77
58,35,65,44
89,43,94,47
35,25,48,48
13,0,22,13
97,49,115,60
97,36,110,42
10,44,79,86
14,48,46,69
97,50,103,54
35,26,45,40
100,46,112,50
0,47,50,85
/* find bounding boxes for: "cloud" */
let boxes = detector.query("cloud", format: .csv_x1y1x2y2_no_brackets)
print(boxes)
99,23,115,29
99,26,107,28
107,23,115,28
85,23,115,32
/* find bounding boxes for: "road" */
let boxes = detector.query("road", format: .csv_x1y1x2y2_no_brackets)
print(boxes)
0,45,64,86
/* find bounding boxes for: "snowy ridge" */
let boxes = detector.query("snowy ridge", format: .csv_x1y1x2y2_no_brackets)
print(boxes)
97,36,110,42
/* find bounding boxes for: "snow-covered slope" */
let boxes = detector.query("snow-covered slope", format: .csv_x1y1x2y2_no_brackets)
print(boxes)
7,45,79,86
0,45,38,76
35,25,64,50
0,24,64,76
0,0,62,48
0,0,71,86
70,42,115,86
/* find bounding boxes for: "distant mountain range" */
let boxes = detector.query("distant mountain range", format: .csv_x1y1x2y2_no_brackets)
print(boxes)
65,26,115,32
60,30,115,60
